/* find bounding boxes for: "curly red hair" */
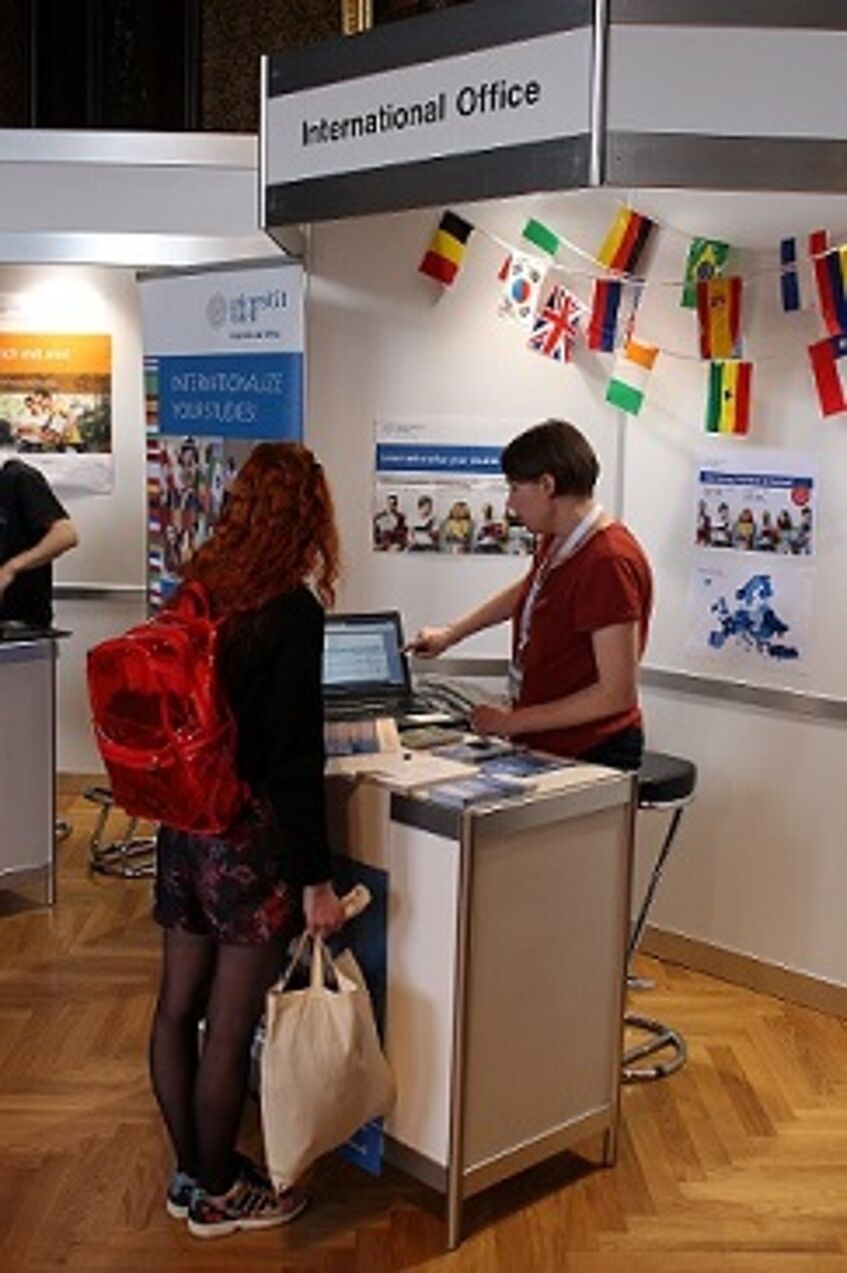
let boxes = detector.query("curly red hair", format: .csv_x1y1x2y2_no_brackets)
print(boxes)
182,442,339,616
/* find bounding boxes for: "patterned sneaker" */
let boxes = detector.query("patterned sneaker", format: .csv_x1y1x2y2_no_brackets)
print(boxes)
166,1169,197,1220
165,1153,271,1220
187,1178,307,1239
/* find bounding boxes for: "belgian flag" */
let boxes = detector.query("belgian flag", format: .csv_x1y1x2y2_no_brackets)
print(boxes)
419,211,474,286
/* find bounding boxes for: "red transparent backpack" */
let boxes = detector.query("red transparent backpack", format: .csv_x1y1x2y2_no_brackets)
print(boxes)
86,583,249,835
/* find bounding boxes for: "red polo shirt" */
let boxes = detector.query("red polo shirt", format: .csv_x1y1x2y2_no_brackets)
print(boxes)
512,522,652,758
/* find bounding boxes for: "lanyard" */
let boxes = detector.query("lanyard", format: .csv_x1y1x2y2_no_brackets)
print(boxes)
514,503,605,668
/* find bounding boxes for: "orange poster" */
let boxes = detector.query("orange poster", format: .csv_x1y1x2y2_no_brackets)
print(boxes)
0,332,112,493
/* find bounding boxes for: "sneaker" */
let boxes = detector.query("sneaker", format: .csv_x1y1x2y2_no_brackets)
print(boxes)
187,1178,308,1239
165,1153,271,1220
166,1169,196,1220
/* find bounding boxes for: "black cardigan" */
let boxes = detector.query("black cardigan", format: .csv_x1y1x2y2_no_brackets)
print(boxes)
218,585,333,887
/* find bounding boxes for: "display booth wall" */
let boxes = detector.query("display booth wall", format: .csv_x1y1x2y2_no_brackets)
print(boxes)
306,190,847,993
0,263,147,774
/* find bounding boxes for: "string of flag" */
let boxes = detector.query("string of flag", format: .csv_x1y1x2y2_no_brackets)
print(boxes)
417,207,847,435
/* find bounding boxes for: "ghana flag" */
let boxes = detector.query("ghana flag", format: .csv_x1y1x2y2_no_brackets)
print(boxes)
705,361,752,435
419,211,474,286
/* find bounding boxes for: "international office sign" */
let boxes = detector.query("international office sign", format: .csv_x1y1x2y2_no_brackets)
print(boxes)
262,0,594,225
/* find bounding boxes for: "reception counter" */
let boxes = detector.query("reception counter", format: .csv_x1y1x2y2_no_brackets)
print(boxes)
325,754,635,1248
0,629,61,903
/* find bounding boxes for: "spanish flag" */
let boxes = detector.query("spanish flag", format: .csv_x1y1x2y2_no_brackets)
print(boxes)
419,211,474,286
697,276,742,360
705,361,752,435
596,206,655,276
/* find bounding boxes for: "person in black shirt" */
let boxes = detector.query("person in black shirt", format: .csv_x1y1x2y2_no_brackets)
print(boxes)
148,441,345,1240
0,419,79,627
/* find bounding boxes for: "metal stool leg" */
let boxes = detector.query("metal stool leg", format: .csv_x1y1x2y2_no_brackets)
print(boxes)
84,786,157,879
623,797,690,1084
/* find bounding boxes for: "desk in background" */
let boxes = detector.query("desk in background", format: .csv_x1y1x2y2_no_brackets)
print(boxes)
0,627,64,904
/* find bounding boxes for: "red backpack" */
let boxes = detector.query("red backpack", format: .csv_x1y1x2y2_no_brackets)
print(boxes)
86,583,249,835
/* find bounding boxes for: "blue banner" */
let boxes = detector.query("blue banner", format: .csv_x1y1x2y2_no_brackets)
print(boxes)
157,351,303,440
376,442,502,475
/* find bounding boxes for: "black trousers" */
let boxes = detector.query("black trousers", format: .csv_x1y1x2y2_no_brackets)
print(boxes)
577,725,644,772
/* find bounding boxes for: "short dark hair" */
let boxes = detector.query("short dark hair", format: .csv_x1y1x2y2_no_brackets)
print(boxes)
0,419,14,447
501,420,599,497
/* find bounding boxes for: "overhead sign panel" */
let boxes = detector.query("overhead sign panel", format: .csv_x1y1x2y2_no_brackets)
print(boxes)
262,0,594,226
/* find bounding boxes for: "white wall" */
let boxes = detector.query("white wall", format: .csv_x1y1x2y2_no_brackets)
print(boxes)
305,189,847,990
306,196,623,655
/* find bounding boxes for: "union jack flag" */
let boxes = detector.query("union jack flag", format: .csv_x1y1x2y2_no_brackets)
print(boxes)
527,285,581,363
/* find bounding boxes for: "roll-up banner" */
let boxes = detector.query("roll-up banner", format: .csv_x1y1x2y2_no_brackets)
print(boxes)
139,261,304,605
262,0,593,228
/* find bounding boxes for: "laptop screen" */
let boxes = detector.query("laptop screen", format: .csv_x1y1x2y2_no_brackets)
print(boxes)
322,611,411,700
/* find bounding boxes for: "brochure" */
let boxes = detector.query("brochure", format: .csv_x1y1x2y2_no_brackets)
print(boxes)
479,751,574,782
431,737,516,765
423,772,526,809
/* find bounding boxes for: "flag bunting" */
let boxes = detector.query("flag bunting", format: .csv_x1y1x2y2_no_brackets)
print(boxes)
596,207,655,276
606,340,659,415
681,238,730,308
705,361,752,435
527,285,582,363
418,211,474,286
697,276,743,360
809,333,847,417
499,252,547,326
588,280,623,352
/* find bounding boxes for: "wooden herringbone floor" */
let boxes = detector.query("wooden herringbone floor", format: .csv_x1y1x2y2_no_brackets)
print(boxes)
1,793,847,1272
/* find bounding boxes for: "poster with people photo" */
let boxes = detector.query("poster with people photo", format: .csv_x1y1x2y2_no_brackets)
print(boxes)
147,432,253,604
0,333,112,493
694,454,817,557
372,418,534,557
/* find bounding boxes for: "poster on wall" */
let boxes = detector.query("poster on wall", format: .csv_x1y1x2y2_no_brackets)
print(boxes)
0,333,112,493
372,419,534,556
688,450,817,671
140,263,304,604
694,453,816,557
688,560,813,668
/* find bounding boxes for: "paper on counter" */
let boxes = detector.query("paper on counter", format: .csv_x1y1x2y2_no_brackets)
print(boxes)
326,750,477,789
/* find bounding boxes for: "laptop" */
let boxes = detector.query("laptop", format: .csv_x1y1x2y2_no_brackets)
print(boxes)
322,610,444,722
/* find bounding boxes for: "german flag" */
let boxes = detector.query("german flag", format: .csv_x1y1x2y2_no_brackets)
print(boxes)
705,361,752,435
418,211,474,286
596,207,655,276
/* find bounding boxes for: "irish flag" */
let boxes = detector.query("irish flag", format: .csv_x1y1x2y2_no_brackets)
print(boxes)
606,339,659,415
705,361,752,435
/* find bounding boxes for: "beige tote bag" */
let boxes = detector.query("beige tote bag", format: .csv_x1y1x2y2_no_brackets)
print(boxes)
260,933,396,1189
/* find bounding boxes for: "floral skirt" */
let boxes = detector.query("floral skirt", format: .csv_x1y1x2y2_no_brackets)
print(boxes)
153,803,300,945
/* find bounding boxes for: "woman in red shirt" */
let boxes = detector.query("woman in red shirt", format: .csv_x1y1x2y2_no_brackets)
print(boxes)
409,420,653,770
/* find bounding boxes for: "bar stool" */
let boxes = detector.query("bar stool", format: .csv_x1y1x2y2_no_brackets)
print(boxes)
623,750,697,1083
83,785,157,879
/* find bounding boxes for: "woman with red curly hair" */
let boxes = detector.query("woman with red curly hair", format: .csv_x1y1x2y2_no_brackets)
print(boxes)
149,442,345,1239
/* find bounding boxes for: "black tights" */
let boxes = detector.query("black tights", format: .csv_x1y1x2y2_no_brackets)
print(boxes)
149,928,284,1195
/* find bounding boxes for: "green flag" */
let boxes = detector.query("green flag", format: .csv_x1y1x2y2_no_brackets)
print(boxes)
522,218,560,258
681,238,730,308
